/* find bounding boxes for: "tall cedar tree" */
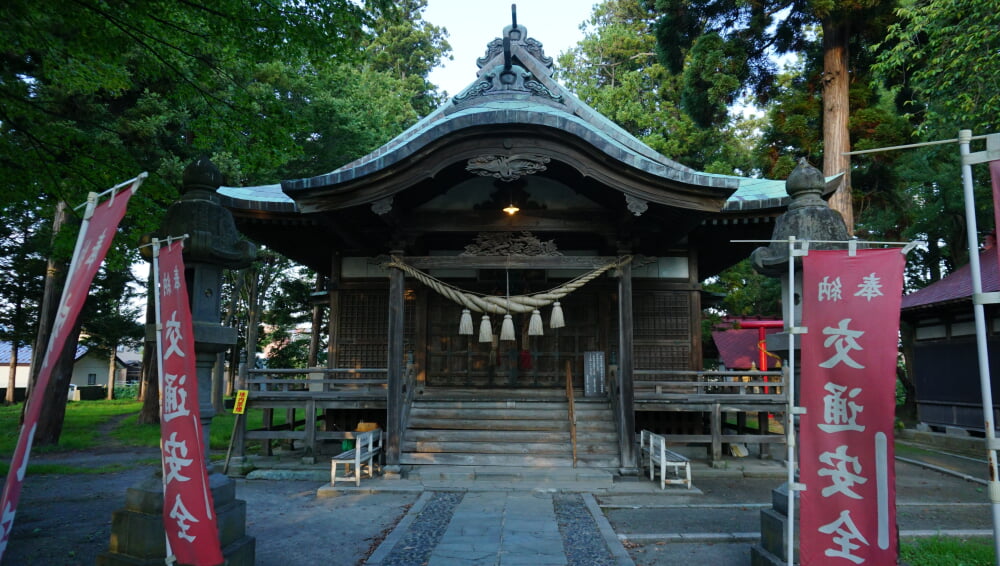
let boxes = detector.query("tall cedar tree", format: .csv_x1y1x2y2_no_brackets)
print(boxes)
644,0,898,231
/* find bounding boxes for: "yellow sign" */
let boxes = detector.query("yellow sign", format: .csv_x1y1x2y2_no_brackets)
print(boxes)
233,390,249,414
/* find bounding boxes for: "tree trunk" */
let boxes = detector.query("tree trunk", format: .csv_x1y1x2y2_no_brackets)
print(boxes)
138,270,159,424
106,344,118,400
138,341,160,424
822,17,853,234
24,201,70,419
244,270,261,383
32,318,83,446
6,343,18,404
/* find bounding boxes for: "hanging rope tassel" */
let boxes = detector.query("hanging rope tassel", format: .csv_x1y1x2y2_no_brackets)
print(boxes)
550,301,565,329
479,315,493,343
500,313,516,341
459,308,473,335
528,309,544,336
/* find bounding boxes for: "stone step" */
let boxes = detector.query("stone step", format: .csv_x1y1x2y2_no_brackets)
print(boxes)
399,452,621,468
402,440,618,455
409,407,576,420
404,429,619,443
403,394,620,469
405,465,616,486
406,417,617,432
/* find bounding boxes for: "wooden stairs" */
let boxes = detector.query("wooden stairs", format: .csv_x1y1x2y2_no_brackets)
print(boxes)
400,388,621,468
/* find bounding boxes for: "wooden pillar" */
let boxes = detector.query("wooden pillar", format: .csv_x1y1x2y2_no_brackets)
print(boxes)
386,253,405,470
711,402,723,464
617,259,638,471
414,287,428,388
308,276,325,367
327,255,341,369
324,257,341,433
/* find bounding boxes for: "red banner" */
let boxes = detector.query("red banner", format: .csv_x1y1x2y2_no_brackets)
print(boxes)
800,248,904,565
155,240,223,566
0,181,139,559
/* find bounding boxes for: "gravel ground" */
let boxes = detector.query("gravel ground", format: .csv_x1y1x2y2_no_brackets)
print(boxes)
553,493,618,566
377,491,464,565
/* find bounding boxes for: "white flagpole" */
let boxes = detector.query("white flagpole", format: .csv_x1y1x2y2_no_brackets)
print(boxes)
149,238,176,565
786,236,799,566
958,129,1000,564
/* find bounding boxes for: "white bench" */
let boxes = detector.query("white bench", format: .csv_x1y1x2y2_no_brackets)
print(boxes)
331,428,382,487
640,429,691,489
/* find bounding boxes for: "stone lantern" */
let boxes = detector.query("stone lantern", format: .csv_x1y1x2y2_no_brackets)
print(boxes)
100,157,256,565
748,158,850,566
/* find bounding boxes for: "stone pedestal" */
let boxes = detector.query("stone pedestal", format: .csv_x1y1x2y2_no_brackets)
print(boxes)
750,484,799,565
97,473,254,565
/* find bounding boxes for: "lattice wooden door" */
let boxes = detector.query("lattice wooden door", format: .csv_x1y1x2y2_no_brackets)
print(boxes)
425,291,601,388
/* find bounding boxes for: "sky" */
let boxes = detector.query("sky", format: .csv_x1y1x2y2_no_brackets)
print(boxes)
422,0,597,96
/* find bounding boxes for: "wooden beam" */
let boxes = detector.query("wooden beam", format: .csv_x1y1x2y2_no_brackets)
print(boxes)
404,255,621,270
399,210,617,236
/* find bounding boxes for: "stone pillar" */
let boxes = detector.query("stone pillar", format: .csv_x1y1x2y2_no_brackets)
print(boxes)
748,158,850,566
100,157,256,566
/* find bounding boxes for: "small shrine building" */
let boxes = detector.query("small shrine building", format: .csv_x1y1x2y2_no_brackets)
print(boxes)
219,18,822,471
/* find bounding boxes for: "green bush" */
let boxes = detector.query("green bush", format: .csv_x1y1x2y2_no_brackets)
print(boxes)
114,384,139,400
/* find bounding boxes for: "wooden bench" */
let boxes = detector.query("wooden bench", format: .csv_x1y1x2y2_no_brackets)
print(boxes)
331,429,382,487
640,429,691,489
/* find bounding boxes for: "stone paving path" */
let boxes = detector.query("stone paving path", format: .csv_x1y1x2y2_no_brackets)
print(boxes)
367,490,632,566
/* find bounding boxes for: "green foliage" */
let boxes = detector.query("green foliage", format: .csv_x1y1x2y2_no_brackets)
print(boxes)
0,0,447,266
0,201,48,356
113,384,140,400
875,0,1000,135
704,259,782,318
557,0,757,174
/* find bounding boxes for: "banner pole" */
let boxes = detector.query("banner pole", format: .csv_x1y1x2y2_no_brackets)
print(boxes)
149,239,176,564
786,236,797,566
958,129,1000,565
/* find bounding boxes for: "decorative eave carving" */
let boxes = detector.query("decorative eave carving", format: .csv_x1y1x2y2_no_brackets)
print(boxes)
625,194,648,217
371,196,393,215
453,65,563,105
460,231,562,257
466,154,551,182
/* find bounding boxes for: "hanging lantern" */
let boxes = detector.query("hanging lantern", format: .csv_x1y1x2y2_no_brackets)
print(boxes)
458,308,473,335
479,315,493,343
528,309,544,336
550,301,565,328
500,313,516,341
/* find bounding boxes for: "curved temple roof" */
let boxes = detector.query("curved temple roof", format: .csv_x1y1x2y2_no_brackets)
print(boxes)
221,21,810,215
218,16,840,277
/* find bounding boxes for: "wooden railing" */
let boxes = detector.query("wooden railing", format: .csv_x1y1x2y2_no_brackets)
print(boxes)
246,367,387,396
633,368,788,463
633,369,786,403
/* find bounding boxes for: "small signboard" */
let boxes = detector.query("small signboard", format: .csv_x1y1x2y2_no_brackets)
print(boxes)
233,390,249,414
583,351,606,397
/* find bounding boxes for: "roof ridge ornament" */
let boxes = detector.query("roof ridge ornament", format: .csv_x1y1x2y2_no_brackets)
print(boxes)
473,5,553,76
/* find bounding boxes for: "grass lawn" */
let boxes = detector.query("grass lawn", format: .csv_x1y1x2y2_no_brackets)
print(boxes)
900,535,995,565
0,400,286,475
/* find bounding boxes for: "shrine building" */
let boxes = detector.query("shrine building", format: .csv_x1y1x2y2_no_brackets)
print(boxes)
219,18,820,472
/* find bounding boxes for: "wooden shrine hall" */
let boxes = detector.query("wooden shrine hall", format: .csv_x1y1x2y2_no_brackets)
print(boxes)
219,17,814,472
